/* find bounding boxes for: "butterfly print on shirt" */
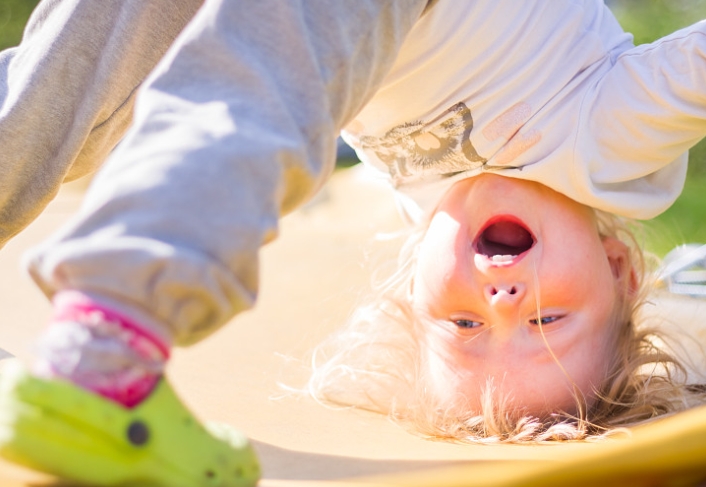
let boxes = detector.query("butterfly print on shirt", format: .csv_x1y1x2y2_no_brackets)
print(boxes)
357,102,487,183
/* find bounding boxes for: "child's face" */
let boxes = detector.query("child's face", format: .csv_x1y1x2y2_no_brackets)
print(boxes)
412,174,625,418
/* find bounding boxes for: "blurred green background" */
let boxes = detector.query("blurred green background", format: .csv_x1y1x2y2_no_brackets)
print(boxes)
0,0,39,51
1,0,705,256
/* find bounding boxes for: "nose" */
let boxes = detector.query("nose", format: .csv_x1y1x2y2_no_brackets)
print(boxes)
482,283,527,343
484,283,526,307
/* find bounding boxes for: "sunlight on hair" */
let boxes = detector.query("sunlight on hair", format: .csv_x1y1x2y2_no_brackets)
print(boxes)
305,211,706,443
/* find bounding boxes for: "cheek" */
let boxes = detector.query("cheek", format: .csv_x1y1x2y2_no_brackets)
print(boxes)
421,214,462,262
414,218,464,304
541,240,616,301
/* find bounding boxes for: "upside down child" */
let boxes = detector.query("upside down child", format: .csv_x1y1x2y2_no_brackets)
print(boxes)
0,0,705,485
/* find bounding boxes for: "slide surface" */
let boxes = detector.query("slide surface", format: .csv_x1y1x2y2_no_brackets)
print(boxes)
0,167,705,486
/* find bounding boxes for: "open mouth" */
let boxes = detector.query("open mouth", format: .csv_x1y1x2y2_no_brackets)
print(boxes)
474,218,535,262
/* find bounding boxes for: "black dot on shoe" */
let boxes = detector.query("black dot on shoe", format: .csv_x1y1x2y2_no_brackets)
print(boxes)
127,420,150,446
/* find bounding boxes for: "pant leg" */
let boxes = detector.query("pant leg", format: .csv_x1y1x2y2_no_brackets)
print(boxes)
0,0,203,246
26,0,428,346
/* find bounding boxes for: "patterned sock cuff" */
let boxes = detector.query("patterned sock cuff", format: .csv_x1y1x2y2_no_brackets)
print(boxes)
51,290,170,360
40,291,170,408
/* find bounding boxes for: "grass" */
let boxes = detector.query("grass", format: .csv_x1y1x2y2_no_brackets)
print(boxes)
0,0,40,50
643,169,706,257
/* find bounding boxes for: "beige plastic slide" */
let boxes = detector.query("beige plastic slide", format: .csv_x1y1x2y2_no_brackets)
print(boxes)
0,166,705,486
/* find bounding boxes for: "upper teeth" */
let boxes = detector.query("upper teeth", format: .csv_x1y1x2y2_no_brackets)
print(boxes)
491,255,516,262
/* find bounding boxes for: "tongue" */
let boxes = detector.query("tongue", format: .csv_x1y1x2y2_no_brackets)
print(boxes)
478,221,534,256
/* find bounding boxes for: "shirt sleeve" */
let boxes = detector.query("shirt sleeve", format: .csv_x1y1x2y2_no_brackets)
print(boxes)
576,20,706,219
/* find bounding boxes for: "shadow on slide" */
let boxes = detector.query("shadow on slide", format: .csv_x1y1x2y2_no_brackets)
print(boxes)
252,440,477,481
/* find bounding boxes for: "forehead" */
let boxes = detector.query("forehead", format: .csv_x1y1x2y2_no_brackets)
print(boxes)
423,340,612,417
418,310,617,417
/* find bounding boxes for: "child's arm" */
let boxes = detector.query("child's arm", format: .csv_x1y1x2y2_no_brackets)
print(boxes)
25,0,428,345
577,20,706,216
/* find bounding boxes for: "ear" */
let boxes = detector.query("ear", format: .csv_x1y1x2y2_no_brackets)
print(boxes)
602,237,638,298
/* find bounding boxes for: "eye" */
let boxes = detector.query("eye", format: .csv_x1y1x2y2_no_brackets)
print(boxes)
453,319,483,329
529,316,560,326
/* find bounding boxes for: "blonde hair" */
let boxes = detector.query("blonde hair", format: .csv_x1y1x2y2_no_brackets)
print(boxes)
307,210,706,443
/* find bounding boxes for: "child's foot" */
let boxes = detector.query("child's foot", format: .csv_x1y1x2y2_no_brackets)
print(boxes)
0,362,260,486
0,294,260,486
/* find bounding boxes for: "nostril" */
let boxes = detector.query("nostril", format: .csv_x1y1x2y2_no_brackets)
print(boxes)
488,286,518,297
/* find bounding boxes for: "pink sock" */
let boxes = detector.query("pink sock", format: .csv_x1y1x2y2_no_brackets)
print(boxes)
36,292,169,408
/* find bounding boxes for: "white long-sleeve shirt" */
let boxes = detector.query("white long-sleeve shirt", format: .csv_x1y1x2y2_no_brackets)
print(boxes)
344,0,705,223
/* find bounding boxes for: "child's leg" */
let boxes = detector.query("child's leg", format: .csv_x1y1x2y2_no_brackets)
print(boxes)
1,0,427,484
0,0,262,485
0,0,202,247
24,0,428,346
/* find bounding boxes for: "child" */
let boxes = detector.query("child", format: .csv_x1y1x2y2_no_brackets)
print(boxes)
0,0,705,484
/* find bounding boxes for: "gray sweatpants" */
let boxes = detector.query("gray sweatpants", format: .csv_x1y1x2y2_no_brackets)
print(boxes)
1,0,427,345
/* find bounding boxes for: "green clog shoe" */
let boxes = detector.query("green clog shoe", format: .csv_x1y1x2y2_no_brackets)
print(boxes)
0,361,260,486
